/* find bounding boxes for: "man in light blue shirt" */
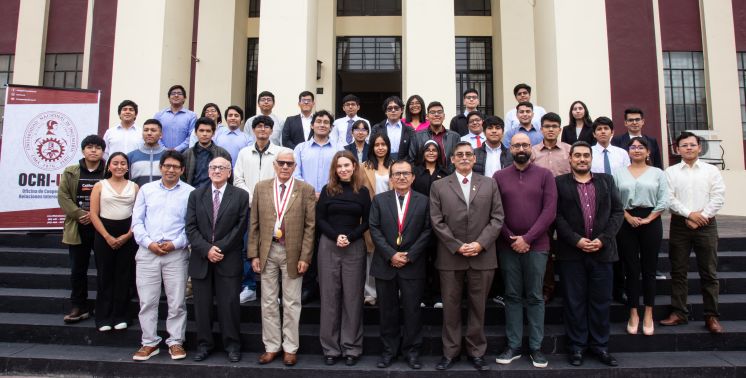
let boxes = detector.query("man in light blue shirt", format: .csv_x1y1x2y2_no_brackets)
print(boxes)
504,102,544,148
154,84,197,152
293,110,343,195
131,150,195,361
214,105,251,166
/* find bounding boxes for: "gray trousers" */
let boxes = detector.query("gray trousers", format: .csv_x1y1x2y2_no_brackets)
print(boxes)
499,249,548,351
318,236,366,357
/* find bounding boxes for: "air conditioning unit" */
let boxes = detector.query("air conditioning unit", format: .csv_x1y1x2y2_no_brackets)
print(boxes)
685,129,724,168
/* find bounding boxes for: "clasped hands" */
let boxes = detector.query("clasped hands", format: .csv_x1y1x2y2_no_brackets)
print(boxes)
576,238,603,253
458,242,483,257
390,252,408,268
686,211,709,230
147,240,176,256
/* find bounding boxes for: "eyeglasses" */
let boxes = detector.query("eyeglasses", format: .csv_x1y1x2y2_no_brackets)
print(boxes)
254,124,272,129
169,92,184,97
259,97,273,103
628,145,647,151
464,95,479,100
542,125,560,129
386,106,401,112
510,143,532,150
454,152,474,158
391,171,412,178
161,164,182,171
208,165,231,172
275,160,295,167
428,110,444,116
352,128,368,133
343,102,358,107
625,117,642,123
468,119,483,125
299,99,313,104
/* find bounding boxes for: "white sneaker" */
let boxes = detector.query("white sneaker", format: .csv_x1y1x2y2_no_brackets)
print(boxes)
433,302,443,309
98,325,112,332
240,287,256,303
114,322,128,330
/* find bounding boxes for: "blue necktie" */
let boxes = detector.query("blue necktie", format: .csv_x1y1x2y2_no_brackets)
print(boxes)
603,149,611,174
346,119,354,144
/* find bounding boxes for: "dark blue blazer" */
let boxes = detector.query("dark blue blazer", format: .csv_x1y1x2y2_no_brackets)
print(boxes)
344,142,369,163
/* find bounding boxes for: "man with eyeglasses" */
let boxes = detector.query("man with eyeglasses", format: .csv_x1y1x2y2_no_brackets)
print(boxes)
186,157,249,363
504,102,544,148
332,94,369,146
493,133,557,369
408,101,461,172
449,88,481,136
181,117,232,189
131,151,194,361
246,91,285,146
282,91,316,150
154,84,197,152
430,142,504,371
611,108,662,169
372,96,414,160
460,111,487,148
505,83,547,132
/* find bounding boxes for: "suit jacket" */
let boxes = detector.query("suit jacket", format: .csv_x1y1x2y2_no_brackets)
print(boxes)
186,183,250,279
248,178,316,279
344,142,369,163
371,120,415,161
473,143,513,176
561,124,596,145
611,133,662,169
281,115,310,150
369,190,432,280
429,172,504,270
554,173,624,262
448,113,469,136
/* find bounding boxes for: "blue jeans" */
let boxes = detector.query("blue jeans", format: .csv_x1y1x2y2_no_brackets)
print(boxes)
242,230,256,290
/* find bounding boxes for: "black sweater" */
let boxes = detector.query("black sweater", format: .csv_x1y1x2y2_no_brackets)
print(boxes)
316,181,371,242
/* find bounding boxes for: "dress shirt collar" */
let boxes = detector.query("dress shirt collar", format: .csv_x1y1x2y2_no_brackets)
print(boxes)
211,183,227,196
311,138,332,147
538,142,560,151
485,143,502,153
455,171,473,183
159,179,184,191
386,120,402,129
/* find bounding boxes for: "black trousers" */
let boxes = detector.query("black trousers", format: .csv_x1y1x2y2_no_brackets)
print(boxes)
93,217,136,327
557,256,613,354
423,237,441,303
375,275,425,358
617,208,662,308
192,266,242,352
68,224,95,308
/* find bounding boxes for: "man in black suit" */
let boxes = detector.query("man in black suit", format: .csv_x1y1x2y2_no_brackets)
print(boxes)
186,156,250,363
555,141,623,367
369,160,432,370
371,96,414,160
611,107,662,169
281,91,315,149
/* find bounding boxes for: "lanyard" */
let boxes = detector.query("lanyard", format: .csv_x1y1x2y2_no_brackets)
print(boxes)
395,191,411,246
274,178,294,229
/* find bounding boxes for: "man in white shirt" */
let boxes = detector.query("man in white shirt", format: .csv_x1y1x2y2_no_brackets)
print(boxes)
246,91,284,146
660,131,726,334
589,117,630,175
460,111,487,149
332,94,368,145
504,84,547,131
103,100,142,159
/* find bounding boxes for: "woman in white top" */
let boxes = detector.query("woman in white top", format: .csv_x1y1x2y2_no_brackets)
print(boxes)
361,133,393,306
89,152,140,331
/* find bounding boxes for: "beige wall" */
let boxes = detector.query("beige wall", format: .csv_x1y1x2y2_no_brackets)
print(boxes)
720,171,746,216
336,16,401,36
13,0,49,86
315,0,336,113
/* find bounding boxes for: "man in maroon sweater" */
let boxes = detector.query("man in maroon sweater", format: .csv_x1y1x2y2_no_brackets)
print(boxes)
492,133,557,368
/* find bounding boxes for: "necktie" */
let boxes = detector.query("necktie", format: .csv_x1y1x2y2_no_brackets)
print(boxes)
462,177,469,184
475,135,482,148
346,119,354,144
212,189,220,240
278,184,286,243
398,195,405,207
603,149,611,174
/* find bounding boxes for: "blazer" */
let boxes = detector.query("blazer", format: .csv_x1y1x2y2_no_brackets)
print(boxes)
248,178,316,279
611,133,662,169
371,120,415,161
429,172,504,270
473,143,513,176
561,124,596,145
554,173,624,263
344,142,369,163
281,114,310,150
186,183,250,279
369,190,432,280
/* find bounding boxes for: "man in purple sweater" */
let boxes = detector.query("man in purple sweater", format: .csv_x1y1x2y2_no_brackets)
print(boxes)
493,133,557,368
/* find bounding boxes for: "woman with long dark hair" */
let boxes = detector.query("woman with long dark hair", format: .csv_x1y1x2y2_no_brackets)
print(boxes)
88,152,139,331
403,95,429,131
561,100,595,145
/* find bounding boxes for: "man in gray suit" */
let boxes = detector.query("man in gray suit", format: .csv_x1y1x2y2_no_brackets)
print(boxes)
430,141,504,371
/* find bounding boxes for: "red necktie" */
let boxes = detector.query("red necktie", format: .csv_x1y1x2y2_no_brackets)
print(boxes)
475,135,482,148
462,177,469,184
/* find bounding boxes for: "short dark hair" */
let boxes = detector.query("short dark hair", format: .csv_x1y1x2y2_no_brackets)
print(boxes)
159,150,184,167
257,91,275,102
513,83,532,96
541,112,562,125
624,107,644,119
117,100,138,115
389,159,413,177
142,119,162,130
675,131,701,146
570,141,593,156
466,110,483,123
483,116,504,130
516,101,534,111
105,152,130,180
167,84,186,97
628,136,650,149
81,134,105,150
382,96,404,112
463,88,479,98
201,103,223,124
252,115,274,129
351,119,370,133
427,101,443,112
298,91,314,101
225,105,244,121
341,94,361,105
312,110,334,124
592,116,614,131
195,116,216,132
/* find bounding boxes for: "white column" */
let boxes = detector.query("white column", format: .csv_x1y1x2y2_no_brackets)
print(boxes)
80,0,94,89
193,0,248,112
700,0,744,169
108,0,194,125
402,0,457,116
256,0,318,118
314,0,335,113
13,0,50,85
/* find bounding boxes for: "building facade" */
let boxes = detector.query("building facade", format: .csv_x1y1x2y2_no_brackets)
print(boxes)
0,0,745,213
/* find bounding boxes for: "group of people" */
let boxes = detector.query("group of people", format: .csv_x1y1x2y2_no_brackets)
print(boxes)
56,82,725,370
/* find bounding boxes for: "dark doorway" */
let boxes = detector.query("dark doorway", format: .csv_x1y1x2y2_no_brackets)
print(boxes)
336,71,401,124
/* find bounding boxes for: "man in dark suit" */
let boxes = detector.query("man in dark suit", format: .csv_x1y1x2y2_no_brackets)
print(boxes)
555,141,623,367
430,141,504,371
186,156,250,363
611,107,662,169
369,160,432,370
371,96,414,160
281,91,315,149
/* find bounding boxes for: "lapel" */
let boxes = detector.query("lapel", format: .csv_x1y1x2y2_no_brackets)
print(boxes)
215,185,234,225
446,174,467,205
389,190,417,234
202,186,215,225
283,180,300,215
565,175,582,213
467,174,480,207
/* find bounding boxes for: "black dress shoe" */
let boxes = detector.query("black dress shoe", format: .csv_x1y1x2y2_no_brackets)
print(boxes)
595,351,618,367
468,356,490,371
323,355,338,365
192,348,211,362
435,356,458,370
344,355,359,366
613,292,628,304
227,350,241,363
569,351,583,366
376,354,394,368
407,356,422,369
301,289,318,305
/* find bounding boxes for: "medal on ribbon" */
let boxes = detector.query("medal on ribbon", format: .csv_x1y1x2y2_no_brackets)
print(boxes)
273,178,294,239
395,191,411,248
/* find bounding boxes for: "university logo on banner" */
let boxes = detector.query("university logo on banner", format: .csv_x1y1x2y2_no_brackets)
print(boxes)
23,111,79,171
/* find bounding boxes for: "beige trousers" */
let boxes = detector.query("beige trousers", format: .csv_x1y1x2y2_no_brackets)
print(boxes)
261,242,303,353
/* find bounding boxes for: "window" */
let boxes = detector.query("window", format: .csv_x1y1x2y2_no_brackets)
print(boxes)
738,52,746,141
455,0,491,16
337,37,401,71
0,54,13,135
43,53,83,89
245,38,259,118
337,0,401,16
456,37,493,116
249,0,260,18
662,51,707,137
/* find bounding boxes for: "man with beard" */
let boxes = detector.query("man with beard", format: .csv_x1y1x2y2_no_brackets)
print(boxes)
554,141,623,367
493,133,557,368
